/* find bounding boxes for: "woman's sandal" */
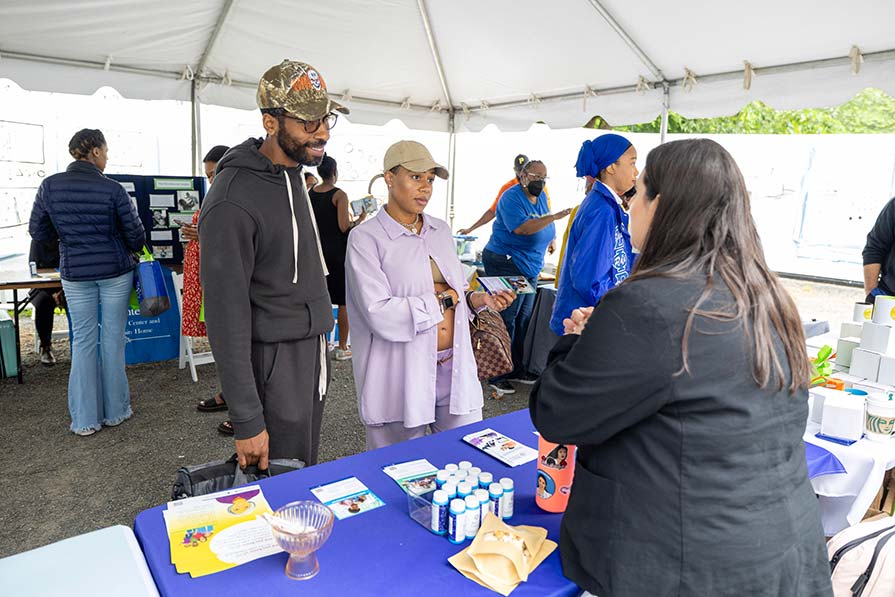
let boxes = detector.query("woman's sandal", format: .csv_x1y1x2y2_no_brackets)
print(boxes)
217,420,234,436
197,393,227,412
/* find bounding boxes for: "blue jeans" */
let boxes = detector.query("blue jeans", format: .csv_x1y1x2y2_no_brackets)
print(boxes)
61,271,134,433
482,249,537,381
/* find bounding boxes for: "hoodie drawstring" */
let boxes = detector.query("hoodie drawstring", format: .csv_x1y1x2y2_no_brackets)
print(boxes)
284,170,329,400
284,171,301,284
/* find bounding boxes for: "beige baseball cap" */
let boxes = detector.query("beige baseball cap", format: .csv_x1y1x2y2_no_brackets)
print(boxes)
256,60,348,120
383,140,449,179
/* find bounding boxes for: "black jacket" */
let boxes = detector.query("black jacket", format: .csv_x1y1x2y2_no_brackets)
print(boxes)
863,196,895,294
198,138,333,440
28,161,145,281
530,274,832,597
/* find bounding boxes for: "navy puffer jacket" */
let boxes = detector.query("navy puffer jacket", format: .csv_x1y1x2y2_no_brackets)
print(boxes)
29,161,146,281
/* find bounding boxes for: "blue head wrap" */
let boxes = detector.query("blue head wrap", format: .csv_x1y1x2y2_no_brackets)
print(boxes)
574,133,632,178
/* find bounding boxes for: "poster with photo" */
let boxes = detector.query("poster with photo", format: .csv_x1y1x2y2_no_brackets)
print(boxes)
151,208,168,228
177,190,200,211
168,211,195,229
152,245,173,260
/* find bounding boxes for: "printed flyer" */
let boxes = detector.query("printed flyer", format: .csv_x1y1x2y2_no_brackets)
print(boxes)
382,459,438,495
463,429,538,467
309,477,385,520
163,485,281,578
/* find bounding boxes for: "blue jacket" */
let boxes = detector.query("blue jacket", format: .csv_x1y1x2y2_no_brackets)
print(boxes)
550,183,634,336
29,161,145,281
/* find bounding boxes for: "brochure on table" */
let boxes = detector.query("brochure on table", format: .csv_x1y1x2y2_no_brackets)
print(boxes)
163,485,280,578
109,174,206,266
309,476,385,520
463,429,538,467
382,459,438,495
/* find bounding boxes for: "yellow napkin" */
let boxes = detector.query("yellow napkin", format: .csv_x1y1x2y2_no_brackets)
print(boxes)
448,512,557,596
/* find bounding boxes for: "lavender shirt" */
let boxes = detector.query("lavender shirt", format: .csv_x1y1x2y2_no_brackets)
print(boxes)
345,209,483,427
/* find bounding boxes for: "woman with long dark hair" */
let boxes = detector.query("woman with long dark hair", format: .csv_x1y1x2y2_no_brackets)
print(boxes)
530,139,830,596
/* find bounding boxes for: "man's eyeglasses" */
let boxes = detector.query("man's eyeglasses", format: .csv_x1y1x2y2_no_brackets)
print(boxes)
284,112,339,134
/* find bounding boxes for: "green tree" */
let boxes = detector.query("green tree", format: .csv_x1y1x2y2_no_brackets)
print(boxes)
613,88,895,134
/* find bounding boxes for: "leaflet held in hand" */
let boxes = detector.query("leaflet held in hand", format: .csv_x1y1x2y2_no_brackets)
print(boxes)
477,276,535,295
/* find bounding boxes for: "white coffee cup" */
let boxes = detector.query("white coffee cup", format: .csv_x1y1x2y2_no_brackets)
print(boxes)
854,302,873,322
865,392,895,442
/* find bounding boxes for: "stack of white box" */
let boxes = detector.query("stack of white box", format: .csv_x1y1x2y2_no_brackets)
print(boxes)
850,297,895,386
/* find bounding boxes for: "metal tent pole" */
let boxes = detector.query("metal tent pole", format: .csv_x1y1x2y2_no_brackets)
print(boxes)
446,113,457,226
190,78,200,176
660,84,670,143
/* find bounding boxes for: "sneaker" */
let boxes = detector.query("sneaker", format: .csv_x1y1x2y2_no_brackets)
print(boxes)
488,380,516,394
73,428,97,437
508,372,538,385
39,345,56,366
333,348,352,361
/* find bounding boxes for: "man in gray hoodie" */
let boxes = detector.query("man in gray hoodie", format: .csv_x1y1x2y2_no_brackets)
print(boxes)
199,60,347,469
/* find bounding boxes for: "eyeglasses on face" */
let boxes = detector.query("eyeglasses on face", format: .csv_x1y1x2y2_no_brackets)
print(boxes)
283,112,338,133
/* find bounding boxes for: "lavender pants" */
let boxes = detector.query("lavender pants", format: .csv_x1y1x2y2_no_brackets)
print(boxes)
365,348,483,450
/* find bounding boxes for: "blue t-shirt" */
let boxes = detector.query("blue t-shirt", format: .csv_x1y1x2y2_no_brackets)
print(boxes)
485,184,554,279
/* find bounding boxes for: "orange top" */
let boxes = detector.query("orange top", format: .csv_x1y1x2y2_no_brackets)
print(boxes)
489,178,552,212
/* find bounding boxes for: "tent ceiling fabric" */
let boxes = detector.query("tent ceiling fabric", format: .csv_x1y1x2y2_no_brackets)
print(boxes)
1,0,893,132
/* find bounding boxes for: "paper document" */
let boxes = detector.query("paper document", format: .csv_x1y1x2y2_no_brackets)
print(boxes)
163,485,280,578
463,429,538,467
310,477,385,520
382,459,438,495
477,276,535,295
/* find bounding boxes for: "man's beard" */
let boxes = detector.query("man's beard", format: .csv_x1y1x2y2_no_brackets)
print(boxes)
276,127,325,167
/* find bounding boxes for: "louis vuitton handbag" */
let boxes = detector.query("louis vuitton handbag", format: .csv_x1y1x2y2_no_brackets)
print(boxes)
469,308,513,381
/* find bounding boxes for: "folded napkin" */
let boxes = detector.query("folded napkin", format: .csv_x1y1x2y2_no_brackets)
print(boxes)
448,512,557,596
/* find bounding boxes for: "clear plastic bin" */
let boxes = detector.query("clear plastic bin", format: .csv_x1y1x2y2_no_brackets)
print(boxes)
406,488,437,533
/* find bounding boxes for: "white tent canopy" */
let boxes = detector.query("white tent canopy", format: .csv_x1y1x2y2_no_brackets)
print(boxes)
2,0,894,135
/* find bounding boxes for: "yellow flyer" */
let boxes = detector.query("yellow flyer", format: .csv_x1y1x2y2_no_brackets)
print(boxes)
164,485,282,578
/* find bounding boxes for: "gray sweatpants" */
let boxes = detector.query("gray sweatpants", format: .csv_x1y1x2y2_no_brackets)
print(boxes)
251,335,329,465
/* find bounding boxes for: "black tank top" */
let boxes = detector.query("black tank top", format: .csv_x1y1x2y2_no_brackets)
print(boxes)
309,186,348,260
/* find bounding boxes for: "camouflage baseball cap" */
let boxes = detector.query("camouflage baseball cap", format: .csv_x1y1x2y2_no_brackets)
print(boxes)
256,60,348,121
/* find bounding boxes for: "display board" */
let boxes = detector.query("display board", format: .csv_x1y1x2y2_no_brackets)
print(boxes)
108,174,205,265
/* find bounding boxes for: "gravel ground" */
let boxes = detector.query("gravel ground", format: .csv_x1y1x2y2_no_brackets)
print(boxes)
0,277,862,557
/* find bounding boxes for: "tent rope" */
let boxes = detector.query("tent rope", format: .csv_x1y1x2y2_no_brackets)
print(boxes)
849,45,864,74
583,85,597,111
743,61,755,90
180,65,194,81
683,68,697,92
635,76,650,94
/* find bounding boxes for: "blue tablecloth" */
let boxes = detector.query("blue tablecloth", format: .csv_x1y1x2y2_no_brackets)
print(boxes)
805,441,847,479
134,410,578,597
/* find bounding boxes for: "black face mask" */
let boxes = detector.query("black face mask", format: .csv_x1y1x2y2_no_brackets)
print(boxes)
526,180,545,196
